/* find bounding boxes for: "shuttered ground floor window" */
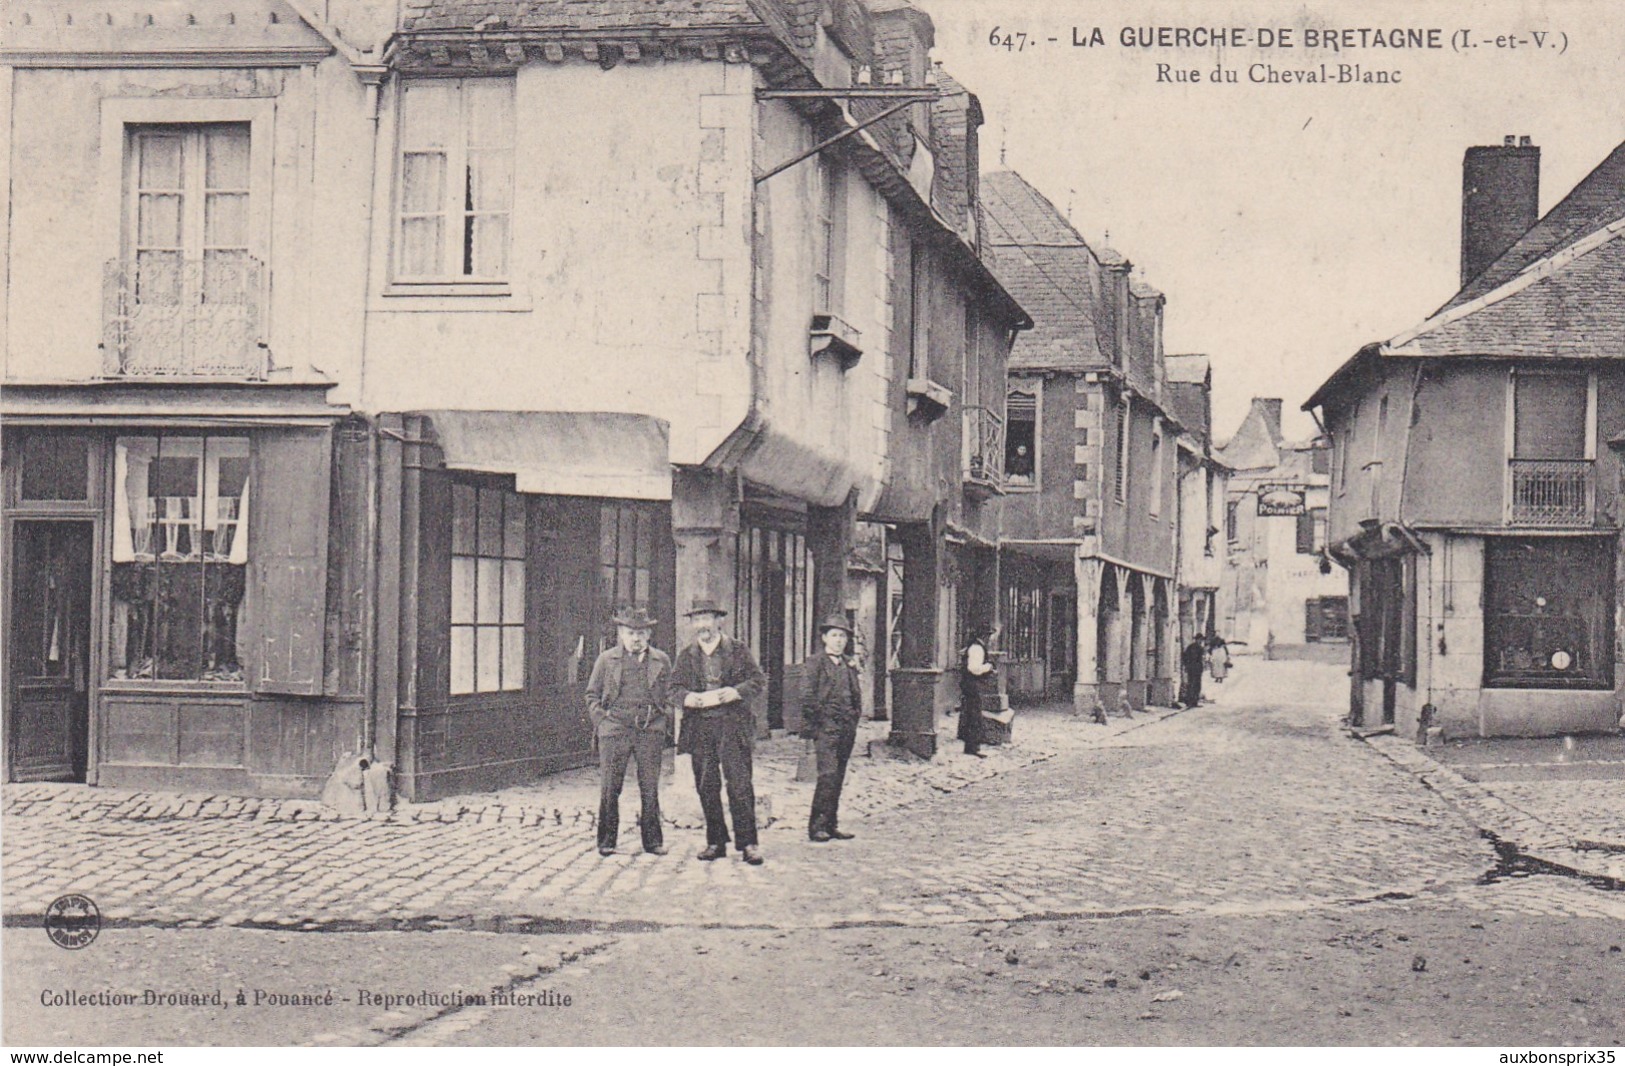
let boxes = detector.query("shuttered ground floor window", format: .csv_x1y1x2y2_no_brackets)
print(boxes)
1484,536,1613,689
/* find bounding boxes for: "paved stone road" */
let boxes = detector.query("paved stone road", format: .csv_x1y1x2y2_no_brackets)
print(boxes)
7,659,1621,937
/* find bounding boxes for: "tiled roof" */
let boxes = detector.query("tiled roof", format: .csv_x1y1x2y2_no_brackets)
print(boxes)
1444,139,1625,311
1129,278,1163,300
982,170,1089,247
401,0,761,34
982,170,1110,372
987,245,1108,371
1397,232,1625,359
1165,381,1210,445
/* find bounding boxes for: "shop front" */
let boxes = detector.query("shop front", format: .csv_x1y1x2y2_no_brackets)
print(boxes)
2,383,358,793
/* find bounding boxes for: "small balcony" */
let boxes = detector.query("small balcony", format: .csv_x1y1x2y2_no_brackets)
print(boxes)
962,404,1005,496
102,257,267,379
1508,458,1594,526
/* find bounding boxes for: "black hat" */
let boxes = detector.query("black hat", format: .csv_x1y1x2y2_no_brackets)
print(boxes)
683,599,729,618
611,605,659,629
818,614,854,637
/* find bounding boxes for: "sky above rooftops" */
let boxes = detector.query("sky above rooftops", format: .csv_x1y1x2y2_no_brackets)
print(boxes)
930,0,1625,439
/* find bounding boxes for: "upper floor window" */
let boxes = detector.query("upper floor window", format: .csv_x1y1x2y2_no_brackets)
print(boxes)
812,154,846,315
1296,506,1327,555
1149,421,1163,516
1512,371,1589,460
127,124,252,281
1004,389,1037,488
1114,397,1131,502
396,78,515,282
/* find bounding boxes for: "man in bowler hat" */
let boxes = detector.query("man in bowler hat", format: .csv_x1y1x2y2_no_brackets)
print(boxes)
669,600,768,864
584,605,672,857
802,614,863,843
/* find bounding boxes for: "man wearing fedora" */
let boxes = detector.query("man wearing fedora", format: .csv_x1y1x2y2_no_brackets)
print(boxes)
585,605,672,857
802,614,863,843
669,599,767,865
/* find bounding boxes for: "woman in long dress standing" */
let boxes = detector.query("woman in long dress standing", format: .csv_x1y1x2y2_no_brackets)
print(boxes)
1208,635,1231,683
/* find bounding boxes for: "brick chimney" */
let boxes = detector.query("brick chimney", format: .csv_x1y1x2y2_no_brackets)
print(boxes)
1461,135,1540,287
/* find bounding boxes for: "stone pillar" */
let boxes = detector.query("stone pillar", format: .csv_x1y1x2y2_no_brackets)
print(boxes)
808,492,855,628
671,466,743,749
1126,572,1149,710
797,492,856,734
888,520,941,757
1073,553,1102,714
1150,576,1179,706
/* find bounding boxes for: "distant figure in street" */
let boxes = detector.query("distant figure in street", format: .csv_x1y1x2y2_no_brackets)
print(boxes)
958,628,997,758
1208,634,1231,684
670,600,768,865
584,606,671,858
802,615,863,843
1180,636,1207,709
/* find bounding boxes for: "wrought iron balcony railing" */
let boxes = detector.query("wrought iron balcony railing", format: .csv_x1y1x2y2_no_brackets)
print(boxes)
963,404,1005,492
1508,458,1594,526
102,257,267,379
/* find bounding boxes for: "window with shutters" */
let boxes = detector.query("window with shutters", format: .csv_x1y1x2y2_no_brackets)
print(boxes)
395,78,515,284
109,434,251,682
1508,370,1595,526
1296,508,1327,555
450,483,527,695
1004,389,1038,489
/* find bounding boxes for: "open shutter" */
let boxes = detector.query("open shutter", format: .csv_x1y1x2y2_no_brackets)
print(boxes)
250,428,333,695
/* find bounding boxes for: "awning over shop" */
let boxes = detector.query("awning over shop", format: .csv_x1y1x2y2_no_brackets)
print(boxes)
415,410,671,501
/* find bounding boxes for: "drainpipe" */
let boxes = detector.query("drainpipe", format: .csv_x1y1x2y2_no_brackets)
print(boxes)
357,65,386,763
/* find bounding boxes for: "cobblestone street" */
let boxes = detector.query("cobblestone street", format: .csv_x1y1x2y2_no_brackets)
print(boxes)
6,658,1625,1044
6,659,1624,932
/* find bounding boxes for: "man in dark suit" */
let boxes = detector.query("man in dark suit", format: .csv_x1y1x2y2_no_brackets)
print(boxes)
584,605,672,857
669,600,768,865
802,614,863,843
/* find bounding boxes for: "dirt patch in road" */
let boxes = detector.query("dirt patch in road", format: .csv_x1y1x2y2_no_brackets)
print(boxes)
445,897,1625,1045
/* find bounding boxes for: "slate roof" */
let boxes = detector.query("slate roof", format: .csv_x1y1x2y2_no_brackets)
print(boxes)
1394,230,1625,359
401,0,761,33
1308,138,1625,411
1165,381,1210,446
1444,139,1625,311
982,171,1110,372
982,170,1091,247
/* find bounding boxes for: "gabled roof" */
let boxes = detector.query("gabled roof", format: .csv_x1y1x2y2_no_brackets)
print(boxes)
1215,398,1284,472
982,169,1109,372
982,170,1090,247
1165,381,1210,446
1307,137,1625,412
1444,140,1625,311
1392,227,1625,359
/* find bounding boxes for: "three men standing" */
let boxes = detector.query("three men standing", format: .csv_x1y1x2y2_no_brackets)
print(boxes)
801,615,862,843
584,606,671,857
670,600,768,865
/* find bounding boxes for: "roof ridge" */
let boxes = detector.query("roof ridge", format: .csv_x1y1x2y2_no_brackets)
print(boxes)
1388,213,1625,351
